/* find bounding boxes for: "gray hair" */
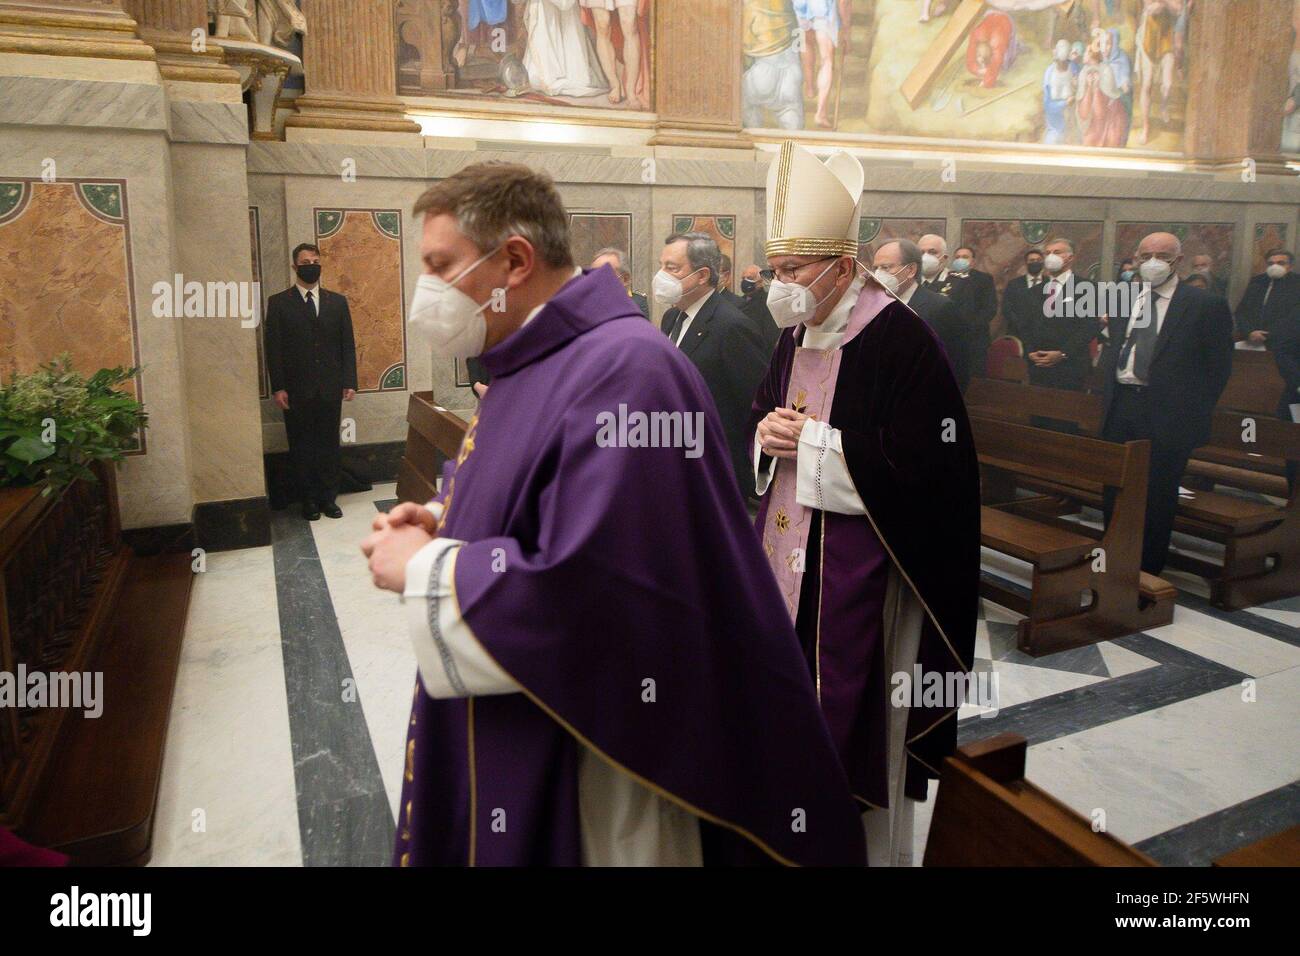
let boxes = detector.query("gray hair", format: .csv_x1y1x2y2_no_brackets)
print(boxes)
881,238,923,271
592,246,629,276
664,231,721,287
1046,237,1076,254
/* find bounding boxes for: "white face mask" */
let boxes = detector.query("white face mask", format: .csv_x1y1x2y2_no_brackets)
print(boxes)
1044,252,1065,274
1266,263,1288,280
921,253,942,277
652,267,703,307
766,259,841,328
407,246,501,359
873,265,907,295
1139,257,1172,286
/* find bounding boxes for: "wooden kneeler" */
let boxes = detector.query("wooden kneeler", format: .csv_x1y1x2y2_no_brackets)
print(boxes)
923,733,1156,866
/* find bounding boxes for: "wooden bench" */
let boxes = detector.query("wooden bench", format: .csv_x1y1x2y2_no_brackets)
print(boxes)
395,391,471,505
968,377,1300,609
924,733,1156,866
1186,349,1289,497
973,417,1175,656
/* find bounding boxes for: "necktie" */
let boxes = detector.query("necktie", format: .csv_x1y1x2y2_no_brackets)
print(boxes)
305,290,316,316
1045,280,1059,311
1119,290,1160,381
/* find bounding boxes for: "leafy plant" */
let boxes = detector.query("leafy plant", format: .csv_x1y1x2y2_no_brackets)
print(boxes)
0,354,148,494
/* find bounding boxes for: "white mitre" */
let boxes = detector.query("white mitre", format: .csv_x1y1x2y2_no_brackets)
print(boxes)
764,141,864,259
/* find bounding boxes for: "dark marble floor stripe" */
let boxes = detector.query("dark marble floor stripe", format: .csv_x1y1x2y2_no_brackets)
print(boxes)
1173,589,1300,648
958,631,1247,747
374,498,398,513
1134,782,1300,867
270,509,395,866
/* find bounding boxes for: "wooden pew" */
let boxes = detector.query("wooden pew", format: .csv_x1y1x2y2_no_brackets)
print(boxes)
968,377,1300,609
973,417,1175,656
395,391,471,505
1186,349,1289,496
924,733,1156,866
1166,412,1300,609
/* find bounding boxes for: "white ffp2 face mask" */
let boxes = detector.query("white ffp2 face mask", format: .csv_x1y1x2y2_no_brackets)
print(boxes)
766,259,841,328
1044,253,1065,274
408,246,501,359
1266,263,1288,280
1139,257,1172,286
652,267,703,307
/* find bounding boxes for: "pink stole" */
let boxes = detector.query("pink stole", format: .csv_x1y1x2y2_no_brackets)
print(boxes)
760,283,893,623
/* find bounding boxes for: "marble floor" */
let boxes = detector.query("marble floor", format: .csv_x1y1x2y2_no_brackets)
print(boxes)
150,483,1300,867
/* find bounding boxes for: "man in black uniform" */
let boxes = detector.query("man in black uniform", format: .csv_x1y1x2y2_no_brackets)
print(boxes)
265,243,358,520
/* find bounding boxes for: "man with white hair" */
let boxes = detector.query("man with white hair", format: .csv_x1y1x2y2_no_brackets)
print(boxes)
590,246,647,317
749,142,980,866
1098,230,1233,574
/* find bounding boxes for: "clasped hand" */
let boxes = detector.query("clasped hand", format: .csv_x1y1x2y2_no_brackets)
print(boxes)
360,502,437,593
756,406,810,461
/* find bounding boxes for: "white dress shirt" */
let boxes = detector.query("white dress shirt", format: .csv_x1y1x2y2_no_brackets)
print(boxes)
295,282,320,315
1116,274,1178,385
671,289,713,347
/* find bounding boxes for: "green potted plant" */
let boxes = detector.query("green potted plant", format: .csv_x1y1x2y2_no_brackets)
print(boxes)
0,354,148,495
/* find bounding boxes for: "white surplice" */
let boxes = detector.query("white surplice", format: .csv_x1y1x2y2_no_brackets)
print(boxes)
522,0,610,98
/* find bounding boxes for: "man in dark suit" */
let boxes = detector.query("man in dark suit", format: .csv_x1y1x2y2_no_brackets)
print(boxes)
1019,236,1095,392
873,238,970,390
1000,248,1046,340
717,253,746,310
949,245,999,378
265,242,358,520
591,247,648,317
739,263,779,356
1099,231,1234,575
1235,248,1300,345
656,232,769,495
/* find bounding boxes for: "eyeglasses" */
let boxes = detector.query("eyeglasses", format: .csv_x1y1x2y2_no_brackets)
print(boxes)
760,256,837,284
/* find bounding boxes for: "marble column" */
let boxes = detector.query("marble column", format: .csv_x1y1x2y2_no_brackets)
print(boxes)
649,0,750,149
0,0,155,62
1184,0,1294,173
119,0,240,87
285,0,421,139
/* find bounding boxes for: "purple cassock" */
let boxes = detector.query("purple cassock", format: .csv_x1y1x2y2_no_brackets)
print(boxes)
748,297,981,810
395,266,866,866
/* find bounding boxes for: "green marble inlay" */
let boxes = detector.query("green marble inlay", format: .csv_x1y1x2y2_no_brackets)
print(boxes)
316,209,343,239
716,217,735,240
374,210,401,239
672,215,692,234
80,182,122,220
381,364,405,390
0,182,23,219
1020,221,1051,244
858,218,881,243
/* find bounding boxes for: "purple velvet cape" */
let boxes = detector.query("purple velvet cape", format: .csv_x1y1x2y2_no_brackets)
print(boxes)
748,299,981,805
394,268,865,866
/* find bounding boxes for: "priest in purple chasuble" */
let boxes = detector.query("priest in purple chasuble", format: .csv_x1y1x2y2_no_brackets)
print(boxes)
748,142,982,866
361,161,866,867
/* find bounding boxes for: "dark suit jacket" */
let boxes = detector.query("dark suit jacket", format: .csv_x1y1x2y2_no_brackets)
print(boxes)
1001,273,1047,340
906,285,971,390
265,286,358,401
947,269,998,374
1016,278,1095,390
1234,271,1300,339
740,290,780,356
1098,283,1234,450
1272,300,1300,414
631,291,649,318
662,289,769,493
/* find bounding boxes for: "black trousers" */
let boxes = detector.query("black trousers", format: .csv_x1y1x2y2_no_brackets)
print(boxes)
284,393,343,506
1102,384,1192,575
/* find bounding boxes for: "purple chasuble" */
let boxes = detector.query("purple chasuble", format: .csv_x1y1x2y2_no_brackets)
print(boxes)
749,286,981,813
757,286,893,808
395,268,865,867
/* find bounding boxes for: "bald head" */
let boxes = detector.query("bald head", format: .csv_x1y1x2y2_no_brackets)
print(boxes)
1138,231,1182,259
918,233,947,278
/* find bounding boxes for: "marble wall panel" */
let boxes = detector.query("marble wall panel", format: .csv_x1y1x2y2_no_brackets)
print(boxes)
314,208,407,393
0,179,143,448
962,219,1106,291
858,216,947,265
1114,221,1235,281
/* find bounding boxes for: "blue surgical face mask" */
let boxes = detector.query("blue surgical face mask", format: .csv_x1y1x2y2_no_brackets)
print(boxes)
1120,269,1135,282
951,257,971,274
